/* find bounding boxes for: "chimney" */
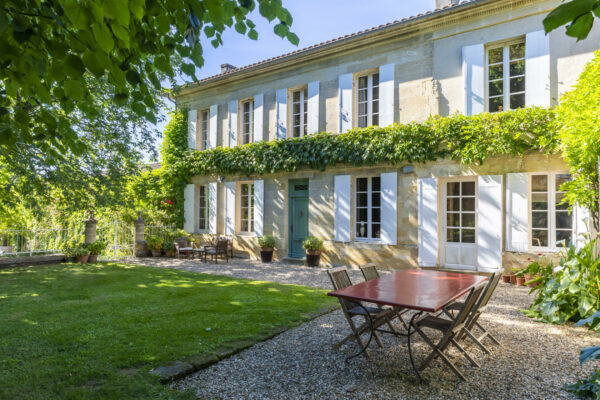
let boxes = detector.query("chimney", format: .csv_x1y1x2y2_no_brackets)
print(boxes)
221,63,237,73
435,0,460,9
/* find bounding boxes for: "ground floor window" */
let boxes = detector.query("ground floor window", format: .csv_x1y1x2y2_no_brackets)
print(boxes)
198,185,207,231
240,183,254,233
530,173,572,249
355,177,380,240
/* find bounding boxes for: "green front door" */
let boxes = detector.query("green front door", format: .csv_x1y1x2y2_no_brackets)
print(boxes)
289,179,309,258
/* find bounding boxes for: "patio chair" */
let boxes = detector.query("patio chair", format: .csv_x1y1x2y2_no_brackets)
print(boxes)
443,272,502,354
174,238,194,259
204,238,229,264
412,281,486,381
327,267,398,358
359,263,410,331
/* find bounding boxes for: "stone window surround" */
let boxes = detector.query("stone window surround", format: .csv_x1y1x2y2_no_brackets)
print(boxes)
287,84,308,138
238,98,254,145
485,36,526,113
353,175,382,243
354,68,380,129
238,181,255,234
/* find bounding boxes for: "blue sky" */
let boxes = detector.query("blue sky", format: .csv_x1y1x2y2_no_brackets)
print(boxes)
153,0,436,157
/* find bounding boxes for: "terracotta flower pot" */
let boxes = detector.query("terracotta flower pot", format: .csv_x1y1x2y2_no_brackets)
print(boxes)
306,250,321,268
501,275,511,283
510,274,517,285
88,254,98,263
260,248,274,263
76,255,89,263
151,250,162,257
516,276,525,286
165,251,175,257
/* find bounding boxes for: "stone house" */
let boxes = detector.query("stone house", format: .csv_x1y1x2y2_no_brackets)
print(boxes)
175,0,599,272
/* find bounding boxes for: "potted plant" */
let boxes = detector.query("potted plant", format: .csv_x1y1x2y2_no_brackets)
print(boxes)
147,237,163,257
510,267,520,285
258,235,276,262
163,241,175,257
501,270,511,283
303,236,324,268
87,240,106,263
71,244,90,263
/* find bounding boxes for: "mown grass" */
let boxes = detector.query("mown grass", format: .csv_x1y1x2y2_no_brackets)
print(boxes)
0,262,336,399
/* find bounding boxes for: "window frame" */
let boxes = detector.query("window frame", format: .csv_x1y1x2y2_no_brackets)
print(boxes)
485,37,526,113
354,176,381,243
290,87,308,138
238,182,255,234
198,184,208,232
197,109,209,151
528,171,574,252
239,99,254,145
355,70,380,128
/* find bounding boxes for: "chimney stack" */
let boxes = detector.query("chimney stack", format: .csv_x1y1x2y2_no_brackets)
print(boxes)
221,63,237,73
435,0,460,9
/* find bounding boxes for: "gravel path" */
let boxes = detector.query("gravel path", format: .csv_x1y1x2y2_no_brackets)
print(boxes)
132,258,600,399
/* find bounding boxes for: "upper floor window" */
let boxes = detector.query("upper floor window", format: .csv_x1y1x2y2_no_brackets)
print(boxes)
239,182,254,233
530,173,573,249
487,41,525,112
291,88,308,138
357,72,379,128
240,100,253,145
355,177,381,240
198,109,209,150
198,185,208,231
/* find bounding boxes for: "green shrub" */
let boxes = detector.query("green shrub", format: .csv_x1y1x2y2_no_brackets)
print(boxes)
67,244,90,257
87,241,107,255
565,310,600,398
258,235,276,249
302,236,323,252
162,241,175,252
146,237,163,251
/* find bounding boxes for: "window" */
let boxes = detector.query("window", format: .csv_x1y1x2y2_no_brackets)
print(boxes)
291,88,308,137
530,173,573,249
198,185,208,231
445,181,476,244
357,72,379,128
240,100,253,145
487,41,525,112
240,183,254,233
355,177,381,240
198,109,209,150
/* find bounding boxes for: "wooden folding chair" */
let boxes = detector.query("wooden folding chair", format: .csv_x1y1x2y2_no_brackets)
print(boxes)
443,272,502,354
327,267,397,358
359,263,410,332
412,282,486,381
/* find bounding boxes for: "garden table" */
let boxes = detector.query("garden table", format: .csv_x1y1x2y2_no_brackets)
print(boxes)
327,269,487,381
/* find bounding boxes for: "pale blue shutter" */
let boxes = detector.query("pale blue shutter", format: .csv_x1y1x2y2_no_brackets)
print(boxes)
338,73,353,133
209,105,218,149
380,172,397,245
477,175,503,271
208,182,217,234
418,178,438,267
379,64,395,127
254,180,264,237
334,175,351,242
225,182,236,235
188,109,197,149
184,184,195,233
505,173,528,252
253,94,263,142
307,81,319,134
276,89,287,139
462,44,484,116
227,100,238,147
525,30,550,107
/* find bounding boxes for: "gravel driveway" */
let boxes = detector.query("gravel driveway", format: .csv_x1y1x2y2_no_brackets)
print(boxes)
133,258,600,399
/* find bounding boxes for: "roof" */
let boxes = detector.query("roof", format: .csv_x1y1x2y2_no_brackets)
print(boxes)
178,0,487,92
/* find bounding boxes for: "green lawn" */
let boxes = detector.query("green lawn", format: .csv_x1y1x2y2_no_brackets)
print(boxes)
0,263,336,399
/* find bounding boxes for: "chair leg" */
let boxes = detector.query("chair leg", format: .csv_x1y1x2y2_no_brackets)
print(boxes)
415,327,467,381
474,321,500,345
463,328,491,355
450,337,479,367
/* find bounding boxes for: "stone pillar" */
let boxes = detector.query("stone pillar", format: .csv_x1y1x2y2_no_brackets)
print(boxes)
84,211,97,244
134,211,147,257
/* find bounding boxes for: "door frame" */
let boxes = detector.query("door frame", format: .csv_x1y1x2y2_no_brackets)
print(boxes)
439,176,478,271
288,179,309,258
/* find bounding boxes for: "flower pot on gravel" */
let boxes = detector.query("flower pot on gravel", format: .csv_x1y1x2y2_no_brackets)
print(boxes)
516,276,525,286
151,250,162,257
76,254,89,263
510,274,517,285
302,236,324,268
258,235,276,263
306,250,321,268
88,254,98,263
501,275,511,283
260,248,274,262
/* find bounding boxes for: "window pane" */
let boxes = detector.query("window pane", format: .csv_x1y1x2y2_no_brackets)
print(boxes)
447,213,460,227
488,47,503,64
357,193,368,207
371,193,381,209
462,213,476,227
556,230,572,247
357,208,368,223
447,228,460,243
488,64,503,80
358,115,368,128
372,224,381,238
358,76,368,89
531,193,548,210
532,175,548,192
555,174,571,190
372,177,380,192
241,184,248,196
241,221,248,232
372,98,379,113
356,223,367,238
447,198,460,212
371,114,379,126
462,198,475,212
489,96,503,112
556,211,572,229
293,91,300,102
241,208,248,220
358,89,368,104
447,182,460,196
372,73,379,86
372,87,379,102
372,208,381,223
510,60,525,76
509,43,525,59
510,76,525,93
357,178,368,192
556,193,569,210
462,229,476,243
532,230,548,247
532,211,548,228
489,80,503,97
510,93,525,109
462,182,475,196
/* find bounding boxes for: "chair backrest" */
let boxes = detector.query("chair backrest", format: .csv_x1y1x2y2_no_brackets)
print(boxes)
174,237,189,247
476,272,501,311
216,239,228,252
447,281,486,335
360,263,380,281
327,267,358,312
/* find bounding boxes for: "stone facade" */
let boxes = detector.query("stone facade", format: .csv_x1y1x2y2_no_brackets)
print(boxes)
177,0,599,271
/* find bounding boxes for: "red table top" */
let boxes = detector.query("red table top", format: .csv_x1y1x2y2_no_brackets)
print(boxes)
328,269,487,313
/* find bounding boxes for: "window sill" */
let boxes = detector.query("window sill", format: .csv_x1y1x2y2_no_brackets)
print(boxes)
236,231,256,237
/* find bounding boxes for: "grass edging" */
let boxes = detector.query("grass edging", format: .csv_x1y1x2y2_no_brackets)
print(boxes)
150,303,339,383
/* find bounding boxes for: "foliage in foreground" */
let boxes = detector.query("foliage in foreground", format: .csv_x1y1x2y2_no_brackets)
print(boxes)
565,310,600,399
0,263,335,399
544,0,600,41
521,237,600,324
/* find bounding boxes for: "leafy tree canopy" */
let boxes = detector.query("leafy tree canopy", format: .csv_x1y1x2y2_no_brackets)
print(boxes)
544,0,600,40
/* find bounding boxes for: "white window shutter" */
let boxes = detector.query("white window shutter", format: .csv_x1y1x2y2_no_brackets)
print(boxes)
254,180,264,237
227,100,238,147
379,64,395,127
418,178,438,267
208,182,217,234
477,175,503,271
276,88,287,139
225,182,236,235
339,73,353,133
188,109,197,149
380,172,397,245
462,44,484,116
307,81,319,134
525,30,550,107
184,184,195,233
575,205,590,250
505,173,528,252
334,175,351,242
209,104,218,149
253,94,263,142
